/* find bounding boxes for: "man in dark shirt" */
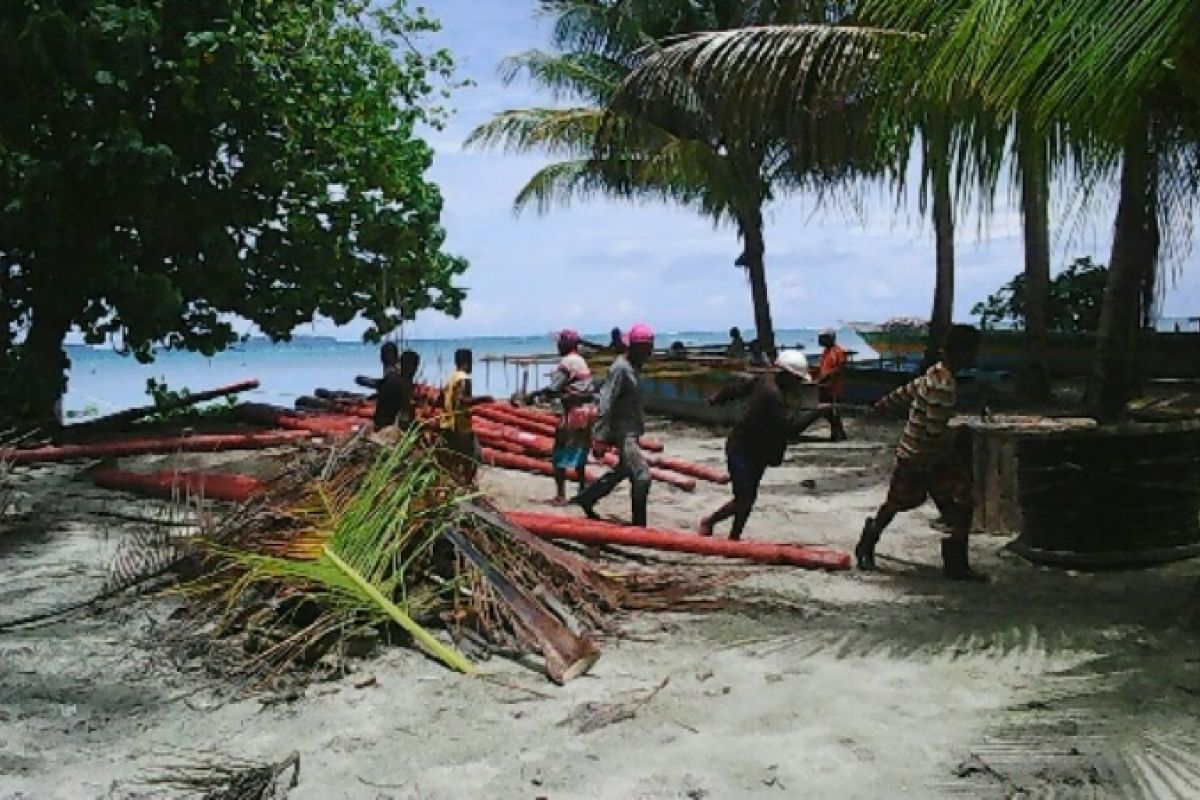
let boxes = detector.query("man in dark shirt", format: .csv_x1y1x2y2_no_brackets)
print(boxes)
699,349,810,540
373,345,420,430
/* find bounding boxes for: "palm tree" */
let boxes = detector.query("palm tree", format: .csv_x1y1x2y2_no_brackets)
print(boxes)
467,0,871,354
609,1,1200,418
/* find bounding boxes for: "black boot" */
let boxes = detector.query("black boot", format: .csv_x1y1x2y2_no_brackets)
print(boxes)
830,411,848,442
630,483,649,527
941,537,988,582
856,517,880,571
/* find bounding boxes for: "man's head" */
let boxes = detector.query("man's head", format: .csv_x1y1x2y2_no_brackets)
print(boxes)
943,324,980,370
380,341,400,368
454,347,473,373
774,349,810,390
818,328,836,349
729,326,742,341
625,323,655,366
557,329,580,356
399,349,420,378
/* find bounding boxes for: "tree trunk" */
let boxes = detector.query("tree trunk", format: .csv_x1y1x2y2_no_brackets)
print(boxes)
738,210,776,357
925,115,955,367
12,303,73,424
1087,116,1158,422
1016,116,1053,401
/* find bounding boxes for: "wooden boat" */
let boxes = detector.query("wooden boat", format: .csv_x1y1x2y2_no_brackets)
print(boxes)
853,324,1200,379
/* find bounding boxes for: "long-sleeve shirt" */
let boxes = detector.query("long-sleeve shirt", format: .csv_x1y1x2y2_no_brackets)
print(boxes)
876,362,957,463
713,375,790,466
593,355,643,442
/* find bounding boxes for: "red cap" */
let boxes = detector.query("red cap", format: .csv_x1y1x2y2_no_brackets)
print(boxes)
625,323,655,345
557,329,580,345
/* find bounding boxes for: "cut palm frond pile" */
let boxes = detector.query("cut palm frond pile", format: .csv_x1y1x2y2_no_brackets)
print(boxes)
181,427,733,687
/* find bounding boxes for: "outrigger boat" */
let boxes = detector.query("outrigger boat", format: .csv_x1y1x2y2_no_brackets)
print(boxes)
481,345,995,426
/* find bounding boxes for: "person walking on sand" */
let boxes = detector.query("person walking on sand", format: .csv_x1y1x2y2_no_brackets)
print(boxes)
440,348,481,484
792,328,848,441
571,323,655,525
855,324,986,581
527,330,597,505
373,344,420,431
699,350,811,540
607,326,627,354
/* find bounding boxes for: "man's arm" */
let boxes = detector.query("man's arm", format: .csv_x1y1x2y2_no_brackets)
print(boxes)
873,373,925,413
708,376,756,406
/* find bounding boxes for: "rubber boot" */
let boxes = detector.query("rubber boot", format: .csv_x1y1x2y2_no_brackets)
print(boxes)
941,537,988,582
630,483,650,527
855,517,880,571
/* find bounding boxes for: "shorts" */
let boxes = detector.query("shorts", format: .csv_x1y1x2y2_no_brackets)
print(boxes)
885,458,972,526
726,440,768,506
552,422,590,470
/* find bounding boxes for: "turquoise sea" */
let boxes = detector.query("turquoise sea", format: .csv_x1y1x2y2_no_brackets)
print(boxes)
63,327,877,418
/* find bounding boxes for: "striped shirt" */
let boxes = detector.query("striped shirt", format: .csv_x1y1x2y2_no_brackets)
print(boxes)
877,362,957,462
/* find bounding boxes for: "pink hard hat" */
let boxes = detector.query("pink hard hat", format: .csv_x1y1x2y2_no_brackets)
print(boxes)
625,323,655,345
557,328,580,345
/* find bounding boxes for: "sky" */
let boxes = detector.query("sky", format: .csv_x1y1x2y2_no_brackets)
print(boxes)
332,2,1200,339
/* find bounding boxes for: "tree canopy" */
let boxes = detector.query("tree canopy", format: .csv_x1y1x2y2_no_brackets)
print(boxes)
0,0,466,419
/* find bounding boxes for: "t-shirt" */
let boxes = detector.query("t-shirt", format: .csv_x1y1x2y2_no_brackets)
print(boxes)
818,345,848,399
876,362,957,463
441,369,474,434
373,369,414,429
594,355,643,443
547,352,593,406
714,375,790,467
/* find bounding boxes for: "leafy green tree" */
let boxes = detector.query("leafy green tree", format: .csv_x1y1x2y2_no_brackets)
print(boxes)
0,0,466,421
972,257,1108,334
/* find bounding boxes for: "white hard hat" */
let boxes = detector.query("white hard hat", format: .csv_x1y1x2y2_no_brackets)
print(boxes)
775,349,810,378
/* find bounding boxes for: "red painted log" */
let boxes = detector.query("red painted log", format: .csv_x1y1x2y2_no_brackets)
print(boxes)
480,448,598,483
503,511,852,571
645,455,729,484
2,430,310,465
637,436,665,453
235,403,363,436
592,452,696,492
473,404,558,436
92,468,266,502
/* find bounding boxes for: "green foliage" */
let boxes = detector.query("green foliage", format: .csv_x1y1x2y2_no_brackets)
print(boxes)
0,0,467,419
971,257,1108,333
143,377,238,420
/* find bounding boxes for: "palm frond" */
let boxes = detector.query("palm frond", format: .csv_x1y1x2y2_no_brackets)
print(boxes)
498,50,624,104
464,107,608,157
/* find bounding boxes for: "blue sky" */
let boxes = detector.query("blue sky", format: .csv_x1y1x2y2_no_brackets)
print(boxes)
381,2,1200,338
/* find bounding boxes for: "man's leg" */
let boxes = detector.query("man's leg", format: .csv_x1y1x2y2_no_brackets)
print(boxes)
699,499,738,536
571,449,629,519
932,467,987,582
791,408,822,438
728,461,765,540
828,406,847,441
857,461,922,571
622,436,652,527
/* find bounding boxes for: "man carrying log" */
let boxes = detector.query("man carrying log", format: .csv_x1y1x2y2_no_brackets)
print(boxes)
373,344,420,430
855,324,986,581
526,330,597,505
699,349,811,540
571,323,654,526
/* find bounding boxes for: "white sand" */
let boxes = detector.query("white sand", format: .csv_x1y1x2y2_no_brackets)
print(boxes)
2,420,1200,798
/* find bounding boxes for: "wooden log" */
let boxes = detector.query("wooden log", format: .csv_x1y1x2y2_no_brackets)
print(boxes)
2,430,310,464
504,511,851,570
64,379,259,435
92,468,266,502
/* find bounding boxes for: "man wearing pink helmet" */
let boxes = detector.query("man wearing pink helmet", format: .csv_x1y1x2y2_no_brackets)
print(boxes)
571,323,655,525
528,329,597,504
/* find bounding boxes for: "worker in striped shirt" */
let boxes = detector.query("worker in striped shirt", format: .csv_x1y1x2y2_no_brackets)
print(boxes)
856,324,985,581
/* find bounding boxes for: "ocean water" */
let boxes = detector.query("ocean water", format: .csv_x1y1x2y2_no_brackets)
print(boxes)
63,327,876,417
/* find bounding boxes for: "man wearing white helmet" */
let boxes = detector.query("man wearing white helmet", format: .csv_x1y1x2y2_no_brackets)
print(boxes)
699,349,810,540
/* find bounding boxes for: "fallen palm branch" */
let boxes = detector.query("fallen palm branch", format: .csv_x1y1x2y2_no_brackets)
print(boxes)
145,750,300,799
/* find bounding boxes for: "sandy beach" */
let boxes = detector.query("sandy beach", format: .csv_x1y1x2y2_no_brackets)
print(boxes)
2,417,1199,799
